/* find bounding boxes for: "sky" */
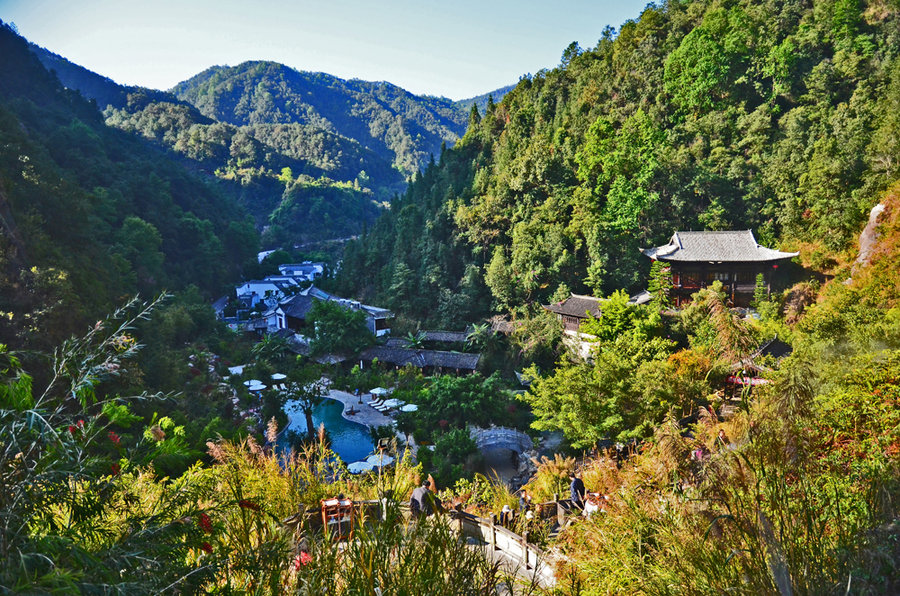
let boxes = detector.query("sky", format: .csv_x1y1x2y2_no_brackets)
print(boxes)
1,0,648,100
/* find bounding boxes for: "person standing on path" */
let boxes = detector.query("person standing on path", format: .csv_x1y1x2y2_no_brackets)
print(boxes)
569,473,586,510
410,480,433,518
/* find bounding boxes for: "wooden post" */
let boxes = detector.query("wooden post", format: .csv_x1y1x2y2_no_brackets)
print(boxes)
522,531,531,569
555,493,566,527
489,514,497,550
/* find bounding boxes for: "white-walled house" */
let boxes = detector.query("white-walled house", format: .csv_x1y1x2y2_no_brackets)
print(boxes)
235,278,299,308
278,262,325,282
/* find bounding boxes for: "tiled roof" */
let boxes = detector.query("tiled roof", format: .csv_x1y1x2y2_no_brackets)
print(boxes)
422,330,469,343
280,294,315,320
544,294,603,319
642,230,799,263
360,346,480,370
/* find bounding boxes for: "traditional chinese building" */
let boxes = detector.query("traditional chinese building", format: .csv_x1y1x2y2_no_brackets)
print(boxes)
641,230,798,307
543,294,604,333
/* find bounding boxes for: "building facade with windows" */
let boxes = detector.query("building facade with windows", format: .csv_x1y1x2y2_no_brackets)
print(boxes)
642,230,798,307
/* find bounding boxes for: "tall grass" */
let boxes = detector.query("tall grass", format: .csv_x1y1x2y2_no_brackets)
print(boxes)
552,352,900,595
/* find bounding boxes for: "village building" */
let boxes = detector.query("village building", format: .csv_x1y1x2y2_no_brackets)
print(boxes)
358,346,480,375
641,230,798,307
278,261,325,281
543,294,606,360
235,278,299,308
304,286,392,337
543,294,604,333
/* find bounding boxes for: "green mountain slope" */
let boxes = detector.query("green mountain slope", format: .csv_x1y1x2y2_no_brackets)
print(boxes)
455,83,516,114
336,0,900,327
27,46,474,246
171,61,467,176
0,22,258,349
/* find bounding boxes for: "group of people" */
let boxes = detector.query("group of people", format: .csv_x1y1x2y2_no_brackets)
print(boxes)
570,472,609,517
496,487,537,528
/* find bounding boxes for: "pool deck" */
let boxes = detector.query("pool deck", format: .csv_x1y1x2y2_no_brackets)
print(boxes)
326,388,394,427
325,388,418,457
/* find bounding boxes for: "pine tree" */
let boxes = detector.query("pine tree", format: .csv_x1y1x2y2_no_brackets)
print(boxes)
751,272,767,308
648,260,673,310
468,104,481,128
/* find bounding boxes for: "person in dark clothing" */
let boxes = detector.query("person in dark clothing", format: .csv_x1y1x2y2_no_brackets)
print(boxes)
569,473,586,509
518,488,532,512
410,480,433,518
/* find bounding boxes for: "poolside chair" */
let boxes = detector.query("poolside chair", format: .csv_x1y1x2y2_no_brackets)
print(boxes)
366,397,382,406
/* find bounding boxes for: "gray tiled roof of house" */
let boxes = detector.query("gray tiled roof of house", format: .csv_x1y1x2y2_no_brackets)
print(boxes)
544,294,603,319
302,286,393,319
280,294,316,320
422,330,469,343
279,262,323,275
360,346,480,370
642,230,799,262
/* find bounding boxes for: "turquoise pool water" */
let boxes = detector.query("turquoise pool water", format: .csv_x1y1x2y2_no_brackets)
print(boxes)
283,398,374,463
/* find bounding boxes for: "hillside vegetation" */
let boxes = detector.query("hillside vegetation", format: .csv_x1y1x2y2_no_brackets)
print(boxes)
337,0,900,325
0,23,257,350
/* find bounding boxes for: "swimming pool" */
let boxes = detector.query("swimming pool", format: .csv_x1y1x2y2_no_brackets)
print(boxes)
283,398,374,463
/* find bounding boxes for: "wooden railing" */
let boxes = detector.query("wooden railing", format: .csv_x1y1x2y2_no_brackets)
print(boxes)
450,510,557,588
284,497,569,588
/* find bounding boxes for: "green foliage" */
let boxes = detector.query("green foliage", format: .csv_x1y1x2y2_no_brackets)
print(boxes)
647,260,673,310
0,24,256,350
413,373,506,439
522,298,678,446
338,0,900,326
559,345,900,595
419,427,480,488
284,362,327,441
263,177,382,246
751,272,768,308
306,300,374,357
298,495,512,594
0,297,213,593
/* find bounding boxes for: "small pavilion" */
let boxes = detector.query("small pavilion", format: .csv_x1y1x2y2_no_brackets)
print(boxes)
641,230,798,307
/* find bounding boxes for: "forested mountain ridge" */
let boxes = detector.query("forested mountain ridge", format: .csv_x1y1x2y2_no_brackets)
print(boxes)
336,0,900,328
454,83,516,115
171,61,467,177
0,23,258,350
30,42,193,113
26,45,476,246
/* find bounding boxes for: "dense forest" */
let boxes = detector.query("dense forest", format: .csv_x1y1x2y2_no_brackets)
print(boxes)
336,0,900,328
2,1,900,593
32,46,500,245
0,23,258,351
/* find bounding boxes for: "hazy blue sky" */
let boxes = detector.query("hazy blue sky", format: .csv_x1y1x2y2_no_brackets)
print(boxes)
2,0,649,99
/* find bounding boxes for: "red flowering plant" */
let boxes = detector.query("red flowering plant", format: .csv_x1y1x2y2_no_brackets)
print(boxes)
0,296,221,592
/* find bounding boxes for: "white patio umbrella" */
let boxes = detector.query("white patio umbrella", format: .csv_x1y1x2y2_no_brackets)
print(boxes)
347,461,375,474
400,404,419,412
249,383,267,391
382,398,404,408
271,373,287,380
370,387,390,397
366,453,395,467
